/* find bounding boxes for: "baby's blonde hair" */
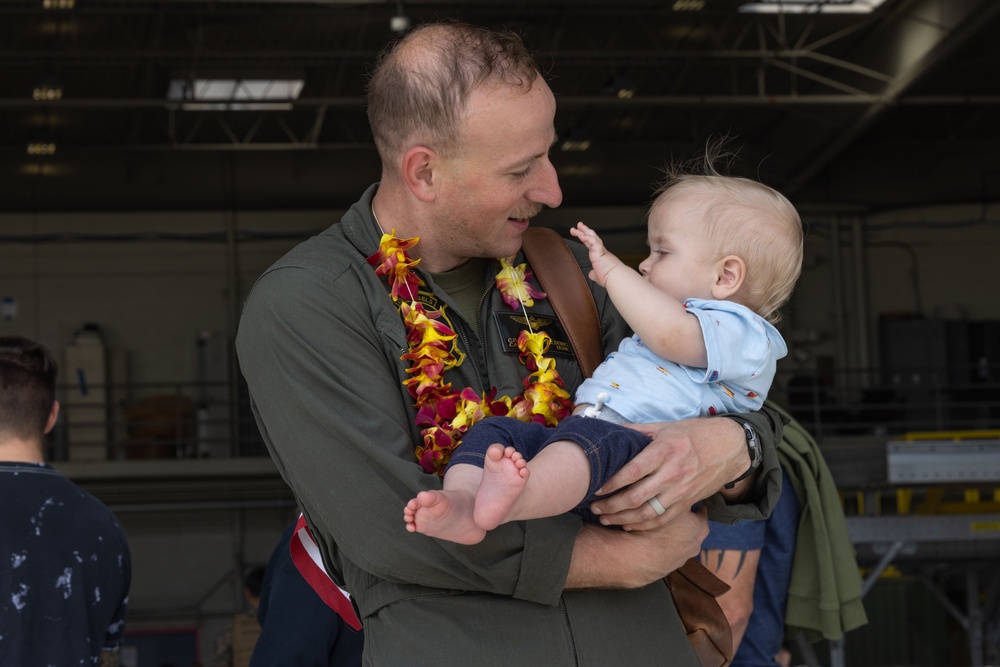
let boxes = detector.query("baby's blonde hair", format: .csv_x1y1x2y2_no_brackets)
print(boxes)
650,153,803,326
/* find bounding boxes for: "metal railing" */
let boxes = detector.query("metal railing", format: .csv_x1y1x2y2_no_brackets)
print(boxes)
47,364,1000,462
49,380,268,462
753,363,999,442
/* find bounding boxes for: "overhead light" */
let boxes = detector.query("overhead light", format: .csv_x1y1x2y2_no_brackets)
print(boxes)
390,15,411,33
604,74,635,100
560,129,591,152
32,77,63,102
390,0,410,33
673,0,705,10
42,0,75,8
739,0,887,13
166,78,304,111
27,141,57,156
560,139,591,152
20,163,69,177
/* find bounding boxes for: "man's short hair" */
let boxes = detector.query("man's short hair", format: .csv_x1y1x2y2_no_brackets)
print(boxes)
0,336,58,442
366,20,541,170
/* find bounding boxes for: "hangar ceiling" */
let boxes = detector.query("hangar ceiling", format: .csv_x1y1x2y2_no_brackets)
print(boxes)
2,0,1000,213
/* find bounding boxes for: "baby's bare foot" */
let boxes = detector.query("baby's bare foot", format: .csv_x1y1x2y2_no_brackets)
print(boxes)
473,444,530,530
403,490,486,545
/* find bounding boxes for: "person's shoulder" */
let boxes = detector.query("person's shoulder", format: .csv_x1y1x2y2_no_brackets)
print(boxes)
264,187,381,282
246,222,374,307
64,478,128,528
27,469,130,544
266,222,356,276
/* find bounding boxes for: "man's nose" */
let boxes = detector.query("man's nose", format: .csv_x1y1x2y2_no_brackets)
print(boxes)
528,160,563,209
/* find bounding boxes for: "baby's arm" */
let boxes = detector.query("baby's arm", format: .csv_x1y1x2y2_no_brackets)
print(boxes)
570,222,707,368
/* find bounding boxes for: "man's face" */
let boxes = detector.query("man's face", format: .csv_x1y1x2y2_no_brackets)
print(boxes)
431,75,563,269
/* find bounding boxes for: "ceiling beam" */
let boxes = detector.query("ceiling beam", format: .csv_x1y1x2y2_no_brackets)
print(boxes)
784,0,1000,195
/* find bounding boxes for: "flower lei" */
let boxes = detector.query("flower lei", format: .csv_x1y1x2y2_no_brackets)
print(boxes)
366,231,573,475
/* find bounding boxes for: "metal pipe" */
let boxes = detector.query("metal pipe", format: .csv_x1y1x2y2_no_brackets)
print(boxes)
108,499,296,513
831,214,847,383
225,156,241,457
851,216,870,383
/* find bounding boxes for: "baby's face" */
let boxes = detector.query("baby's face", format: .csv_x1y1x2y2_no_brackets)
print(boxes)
638,191,719,303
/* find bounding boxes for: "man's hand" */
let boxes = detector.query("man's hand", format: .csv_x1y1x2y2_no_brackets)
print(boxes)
589,417,752,529
566,505,709,590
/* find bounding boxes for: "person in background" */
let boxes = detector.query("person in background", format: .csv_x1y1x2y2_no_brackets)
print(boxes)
211,566,267,667
702,466,800,667
237,20,784,666
242,566,265,613
0,335,132,667
250,522,364,667
702,404,868,667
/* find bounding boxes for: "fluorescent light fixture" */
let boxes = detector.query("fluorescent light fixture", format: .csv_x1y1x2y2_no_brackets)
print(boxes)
167,78,304,111
42,0,75,8
739,0,887,13
560,139,591,152
604,74,636,100
672,0,705,10
27,141,57,156
560,129,592,152
32,85,63,101
32,77,63,101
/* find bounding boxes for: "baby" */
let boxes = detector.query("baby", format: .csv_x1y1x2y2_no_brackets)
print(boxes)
404,163,803,545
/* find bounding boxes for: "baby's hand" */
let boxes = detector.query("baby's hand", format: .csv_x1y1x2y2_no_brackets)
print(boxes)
570,222,623,287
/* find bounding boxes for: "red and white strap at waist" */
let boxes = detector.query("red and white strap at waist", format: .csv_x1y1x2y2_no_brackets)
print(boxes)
288,513,363,631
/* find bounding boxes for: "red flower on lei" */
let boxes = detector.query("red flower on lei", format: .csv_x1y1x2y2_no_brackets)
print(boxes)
367,231,573,474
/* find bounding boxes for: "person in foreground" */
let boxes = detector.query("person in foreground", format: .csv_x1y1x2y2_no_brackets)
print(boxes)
404,169,803,545
237,20,785,666
0,336,132,667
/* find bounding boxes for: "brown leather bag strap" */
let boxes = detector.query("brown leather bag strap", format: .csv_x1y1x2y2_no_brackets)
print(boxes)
674,558,733,598
520,227,603,377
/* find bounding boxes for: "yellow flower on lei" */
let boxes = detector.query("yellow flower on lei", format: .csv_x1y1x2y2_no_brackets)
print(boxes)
496,258,546,309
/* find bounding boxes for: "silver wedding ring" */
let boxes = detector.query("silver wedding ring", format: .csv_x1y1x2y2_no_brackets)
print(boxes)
647,497,666,516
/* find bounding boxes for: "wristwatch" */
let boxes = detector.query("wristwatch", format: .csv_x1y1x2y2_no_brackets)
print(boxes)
723,418,762,489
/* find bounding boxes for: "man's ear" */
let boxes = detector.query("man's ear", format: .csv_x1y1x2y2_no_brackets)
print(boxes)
44,400,60,436
712,255,746,300
401,146,438,203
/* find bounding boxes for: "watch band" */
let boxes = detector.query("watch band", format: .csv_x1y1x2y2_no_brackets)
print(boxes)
723,419,762,489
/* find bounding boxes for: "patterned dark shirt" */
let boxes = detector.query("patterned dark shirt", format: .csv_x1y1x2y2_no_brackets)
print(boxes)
1,462,131,666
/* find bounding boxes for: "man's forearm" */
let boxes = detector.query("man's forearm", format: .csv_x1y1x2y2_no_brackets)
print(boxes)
566,524,630,589
566,510,708,590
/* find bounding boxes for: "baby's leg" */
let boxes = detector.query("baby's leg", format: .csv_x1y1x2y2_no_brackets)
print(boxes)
475,440,591,528
403,464,488,545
